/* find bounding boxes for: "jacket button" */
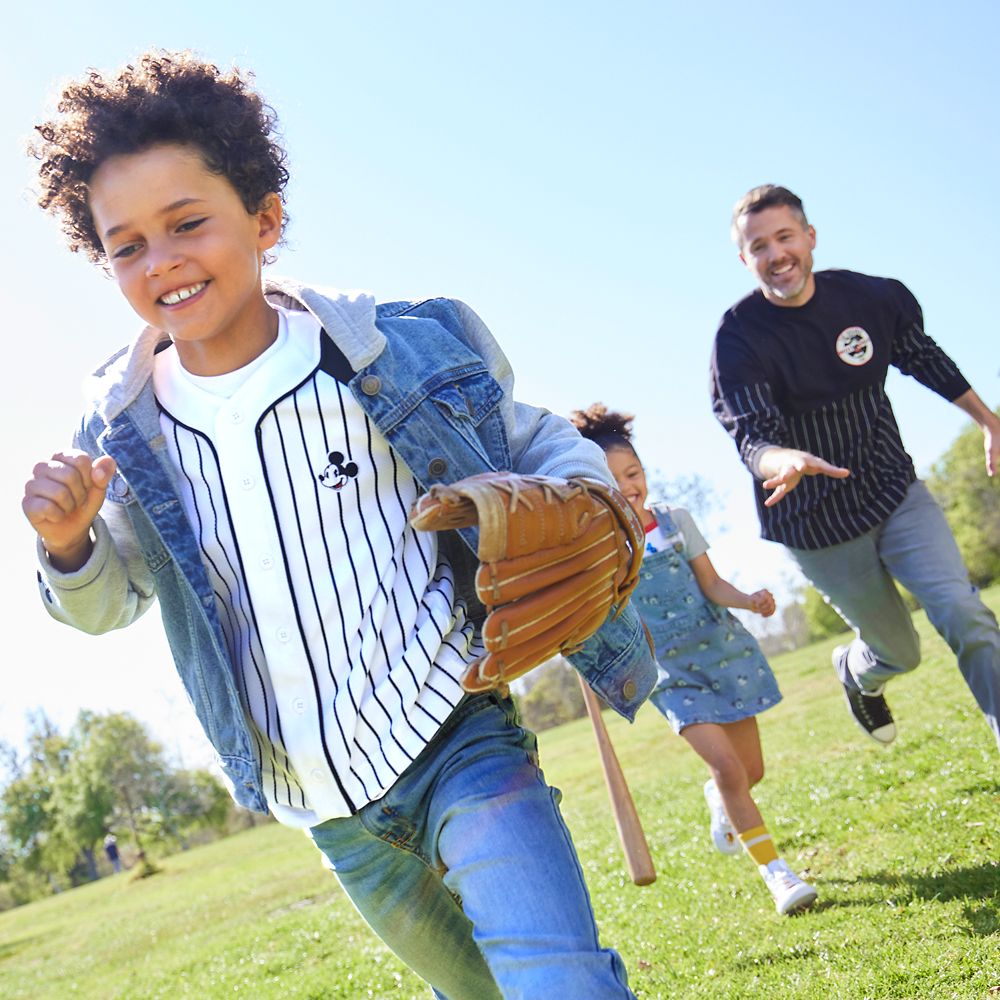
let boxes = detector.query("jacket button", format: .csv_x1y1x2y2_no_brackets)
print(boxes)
360,375,381,395
622,679,637,700
428,458,448,479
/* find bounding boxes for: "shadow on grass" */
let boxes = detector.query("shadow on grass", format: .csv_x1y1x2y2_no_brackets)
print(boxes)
844,863,1000,936
728,942,820,973
0,933,42,962
957,778,1000,798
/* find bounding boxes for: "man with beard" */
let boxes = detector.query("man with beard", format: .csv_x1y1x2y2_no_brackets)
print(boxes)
710,184,1000,751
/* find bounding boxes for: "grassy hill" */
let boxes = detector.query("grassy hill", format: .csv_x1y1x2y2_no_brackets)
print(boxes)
2,589,998,999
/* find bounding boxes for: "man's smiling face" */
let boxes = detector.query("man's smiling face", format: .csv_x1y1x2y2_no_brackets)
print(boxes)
736,204,817,307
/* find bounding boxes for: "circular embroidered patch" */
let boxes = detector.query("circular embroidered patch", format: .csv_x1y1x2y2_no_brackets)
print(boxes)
835,326,874,366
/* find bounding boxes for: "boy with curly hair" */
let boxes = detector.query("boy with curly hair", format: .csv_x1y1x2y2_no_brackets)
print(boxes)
22,51,655,999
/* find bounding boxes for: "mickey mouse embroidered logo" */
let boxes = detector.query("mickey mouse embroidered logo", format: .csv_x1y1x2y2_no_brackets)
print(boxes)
318,451,359,490
835,326,874,366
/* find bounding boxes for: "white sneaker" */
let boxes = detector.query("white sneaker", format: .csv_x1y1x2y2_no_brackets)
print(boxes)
760,859,818,916
703,779,740,855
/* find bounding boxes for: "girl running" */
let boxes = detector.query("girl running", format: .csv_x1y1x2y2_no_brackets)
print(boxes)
572,403,817,916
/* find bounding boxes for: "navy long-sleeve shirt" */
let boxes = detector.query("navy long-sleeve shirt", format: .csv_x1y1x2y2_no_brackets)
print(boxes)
710,269,970,550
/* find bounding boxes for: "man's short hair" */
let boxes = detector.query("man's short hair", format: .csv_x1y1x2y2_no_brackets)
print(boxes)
731,185,808,245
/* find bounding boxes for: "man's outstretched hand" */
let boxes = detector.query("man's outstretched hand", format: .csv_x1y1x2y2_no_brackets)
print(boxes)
759,448,850,507
981,418,999,478
951,388,1000,478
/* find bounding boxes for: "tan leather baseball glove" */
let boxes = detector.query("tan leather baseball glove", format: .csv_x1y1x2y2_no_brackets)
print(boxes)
409,472,644,692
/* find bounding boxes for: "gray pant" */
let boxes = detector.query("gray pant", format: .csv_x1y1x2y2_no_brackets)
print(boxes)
788,480,1000,749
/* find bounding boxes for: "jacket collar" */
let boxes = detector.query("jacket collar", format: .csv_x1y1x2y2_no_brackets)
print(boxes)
85,277,381,425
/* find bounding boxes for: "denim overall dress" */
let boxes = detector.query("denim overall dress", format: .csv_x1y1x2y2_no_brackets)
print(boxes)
637,505,781,733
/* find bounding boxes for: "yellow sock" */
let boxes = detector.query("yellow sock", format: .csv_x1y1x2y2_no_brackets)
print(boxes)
738,823,778,866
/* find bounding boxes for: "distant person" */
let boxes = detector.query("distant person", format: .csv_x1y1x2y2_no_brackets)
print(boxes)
103,832,121,874
573,403,818,916
712,184,1000,749
21,51,655,999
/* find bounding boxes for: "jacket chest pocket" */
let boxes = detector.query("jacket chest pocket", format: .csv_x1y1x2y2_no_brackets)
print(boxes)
418,368,510,475
429,368,503,425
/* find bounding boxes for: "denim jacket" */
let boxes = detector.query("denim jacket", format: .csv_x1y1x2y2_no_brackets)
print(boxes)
37,278,656,812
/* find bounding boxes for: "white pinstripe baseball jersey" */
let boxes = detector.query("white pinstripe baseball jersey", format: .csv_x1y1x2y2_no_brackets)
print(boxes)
152,306,483,825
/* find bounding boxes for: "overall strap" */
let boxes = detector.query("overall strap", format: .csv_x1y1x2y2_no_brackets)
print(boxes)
649,504,687,557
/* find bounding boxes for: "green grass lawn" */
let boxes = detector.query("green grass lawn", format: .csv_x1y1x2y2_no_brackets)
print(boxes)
2,589,999,999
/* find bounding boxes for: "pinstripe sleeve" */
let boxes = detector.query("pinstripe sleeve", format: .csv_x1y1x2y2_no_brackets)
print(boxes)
887,280,970,401
710,323,788,479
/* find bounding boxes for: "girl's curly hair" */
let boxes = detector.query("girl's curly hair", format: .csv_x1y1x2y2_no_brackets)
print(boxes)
569,402,639,454
31,50,290,262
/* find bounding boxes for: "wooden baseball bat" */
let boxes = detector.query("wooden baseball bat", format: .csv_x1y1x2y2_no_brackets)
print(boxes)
577,676,656,886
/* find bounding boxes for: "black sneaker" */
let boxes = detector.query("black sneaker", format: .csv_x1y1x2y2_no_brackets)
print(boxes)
834,645,896,744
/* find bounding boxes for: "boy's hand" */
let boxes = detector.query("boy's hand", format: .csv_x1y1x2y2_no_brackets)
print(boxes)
748,589,776,618
23,451,117,572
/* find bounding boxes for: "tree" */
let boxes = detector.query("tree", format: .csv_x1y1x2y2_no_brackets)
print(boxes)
154,769,231,849
0,713,77,895
801,586,848,642
648,473,718,523
926,411,1000,587
518,657,587,732
63,712,172,856
755,599,810,656
1,711,236,907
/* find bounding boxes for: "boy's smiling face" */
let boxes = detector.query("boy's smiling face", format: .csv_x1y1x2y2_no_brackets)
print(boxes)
88,143,283,374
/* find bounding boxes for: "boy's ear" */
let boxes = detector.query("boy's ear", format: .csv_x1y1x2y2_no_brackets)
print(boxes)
256,193,283,252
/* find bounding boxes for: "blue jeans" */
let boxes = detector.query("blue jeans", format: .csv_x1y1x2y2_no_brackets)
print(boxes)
789,480,1000,748
308,692,635,1000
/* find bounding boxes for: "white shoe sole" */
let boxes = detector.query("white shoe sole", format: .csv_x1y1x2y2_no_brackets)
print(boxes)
842,687,897,745
775,882,818,916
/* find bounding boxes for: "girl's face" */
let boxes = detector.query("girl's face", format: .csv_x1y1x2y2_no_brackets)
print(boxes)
605,446,650,523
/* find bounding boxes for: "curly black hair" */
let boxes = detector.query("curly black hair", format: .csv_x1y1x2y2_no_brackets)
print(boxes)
31,50,290,262
569,402,639,455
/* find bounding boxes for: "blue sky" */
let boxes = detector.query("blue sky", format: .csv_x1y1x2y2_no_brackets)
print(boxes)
2,1,998,767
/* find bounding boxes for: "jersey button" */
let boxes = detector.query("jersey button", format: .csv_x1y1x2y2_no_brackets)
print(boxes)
293,698,306,714
260,555,274,570
276,627,291,642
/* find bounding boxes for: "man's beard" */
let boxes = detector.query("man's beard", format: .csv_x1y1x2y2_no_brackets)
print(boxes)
765,259,810,300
